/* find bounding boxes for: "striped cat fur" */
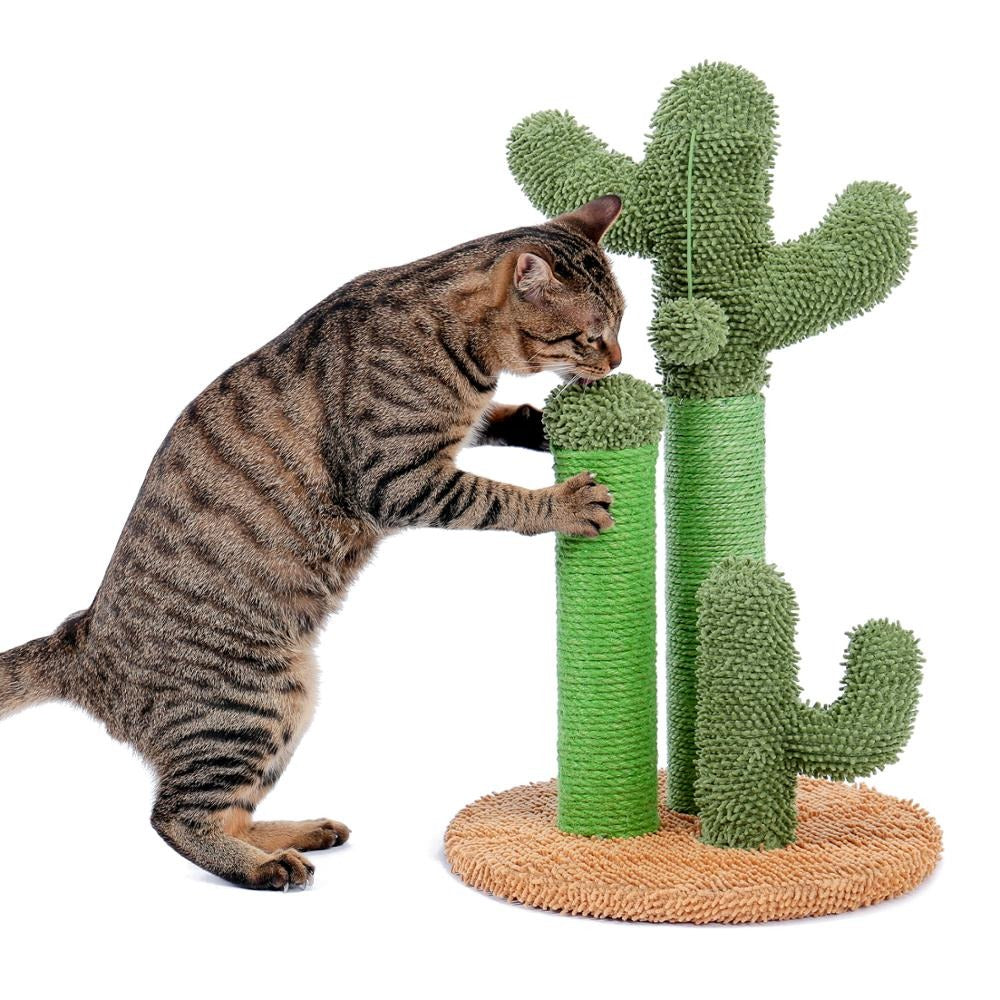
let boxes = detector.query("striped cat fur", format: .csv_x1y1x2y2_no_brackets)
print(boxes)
0,195,624,889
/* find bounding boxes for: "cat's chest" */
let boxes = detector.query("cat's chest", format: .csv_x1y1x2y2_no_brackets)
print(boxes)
460,400,495,450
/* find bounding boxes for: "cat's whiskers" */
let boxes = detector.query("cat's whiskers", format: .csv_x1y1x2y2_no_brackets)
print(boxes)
551,372,583,399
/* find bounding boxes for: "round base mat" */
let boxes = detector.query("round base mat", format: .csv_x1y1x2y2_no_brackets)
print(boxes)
445,773,941,923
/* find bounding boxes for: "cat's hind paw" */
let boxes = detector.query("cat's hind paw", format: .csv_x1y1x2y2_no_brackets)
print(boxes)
300,818,350,851
251,849,315,891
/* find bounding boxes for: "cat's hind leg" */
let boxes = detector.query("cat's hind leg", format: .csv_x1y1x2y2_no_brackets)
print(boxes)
219,725,351,853
150,726,320,889
222,644,350,853
151,805,316,890
151,745,346,887
148,645,331,889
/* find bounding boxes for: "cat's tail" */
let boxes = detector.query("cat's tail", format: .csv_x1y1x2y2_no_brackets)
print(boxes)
0,612,85,720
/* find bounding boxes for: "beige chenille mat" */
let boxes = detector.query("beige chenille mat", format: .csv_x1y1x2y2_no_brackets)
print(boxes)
445,773,941,923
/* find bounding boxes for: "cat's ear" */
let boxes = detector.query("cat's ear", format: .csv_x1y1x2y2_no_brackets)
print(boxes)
513,252,556,303
552,194,622,244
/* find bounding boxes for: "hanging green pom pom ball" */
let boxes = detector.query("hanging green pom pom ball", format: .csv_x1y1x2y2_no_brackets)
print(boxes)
650,297,729,369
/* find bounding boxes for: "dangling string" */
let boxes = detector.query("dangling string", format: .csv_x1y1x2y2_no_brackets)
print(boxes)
686,130,697,302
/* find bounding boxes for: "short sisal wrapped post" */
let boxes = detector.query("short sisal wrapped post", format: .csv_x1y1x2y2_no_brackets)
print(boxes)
543,374,666,837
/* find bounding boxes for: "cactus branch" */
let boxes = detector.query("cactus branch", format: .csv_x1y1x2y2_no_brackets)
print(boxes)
789,619,922,780
507,110,644,255
755,182,917,352
695,558,922,849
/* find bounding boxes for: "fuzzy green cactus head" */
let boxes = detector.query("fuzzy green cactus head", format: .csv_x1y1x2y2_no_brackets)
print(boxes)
543,373,666,452
508,62,917,398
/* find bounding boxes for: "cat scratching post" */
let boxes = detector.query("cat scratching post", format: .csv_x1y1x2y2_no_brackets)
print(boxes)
507,61,927,825
444,62,941,923
545,375,664,837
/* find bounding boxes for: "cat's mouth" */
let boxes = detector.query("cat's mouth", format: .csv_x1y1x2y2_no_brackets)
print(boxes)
560,370,606,388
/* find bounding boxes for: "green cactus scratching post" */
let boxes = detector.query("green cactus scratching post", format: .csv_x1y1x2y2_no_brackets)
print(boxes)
696,559,922,849
444,369,939,921
445,60,940,922
543,374,665,837
509,61,920,821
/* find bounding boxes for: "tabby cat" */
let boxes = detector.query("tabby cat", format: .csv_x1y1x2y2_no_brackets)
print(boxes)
0,195,625,889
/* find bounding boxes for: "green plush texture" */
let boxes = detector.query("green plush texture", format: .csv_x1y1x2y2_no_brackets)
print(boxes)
508,61,917,399
548,377,664,837
651,298,729,368
543,374,666,452
664,395,765,813
695,558,922,849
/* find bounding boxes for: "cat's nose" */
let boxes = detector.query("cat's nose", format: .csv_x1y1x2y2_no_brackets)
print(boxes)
607,338,622,369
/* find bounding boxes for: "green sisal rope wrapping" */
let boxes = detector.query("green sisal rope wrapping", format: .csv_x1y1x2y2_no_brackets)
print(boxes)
665,394,765,813
545,376,664,837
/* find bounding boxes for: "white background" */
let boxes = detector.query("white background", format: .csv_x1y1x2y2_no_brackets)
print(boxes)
0,1,995,996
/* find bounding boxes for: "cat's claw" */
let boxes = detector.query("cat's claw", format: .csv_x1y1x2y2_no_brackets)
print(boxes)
550,471,615,537
254,848,315,891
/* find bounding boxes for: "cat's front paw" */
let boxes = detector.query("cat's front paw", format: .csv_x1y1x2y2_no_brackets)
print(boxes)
549,472,614,537
506,404,548,451
484,403,548,450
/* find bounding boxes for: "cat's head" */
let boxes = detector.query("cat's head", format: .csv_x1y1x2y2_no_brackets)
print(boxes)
498,195,626,385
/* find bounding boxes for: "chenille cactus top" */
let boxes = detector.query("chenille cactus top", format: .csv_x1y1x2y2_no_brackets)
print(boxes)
508,61,916,399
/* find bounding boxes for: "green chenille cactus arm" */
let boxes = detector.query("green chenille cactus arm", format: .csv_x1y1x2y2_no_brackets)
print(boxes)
695,558,922,849
789,618,923,779
755,181,917,352
507,111,646,256
543,374,666,838
509,62,917,398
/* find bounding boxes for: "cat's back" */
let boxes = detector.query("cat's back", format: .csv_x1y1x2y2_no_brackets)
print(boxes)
85,225,541,645
84,290,367,660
